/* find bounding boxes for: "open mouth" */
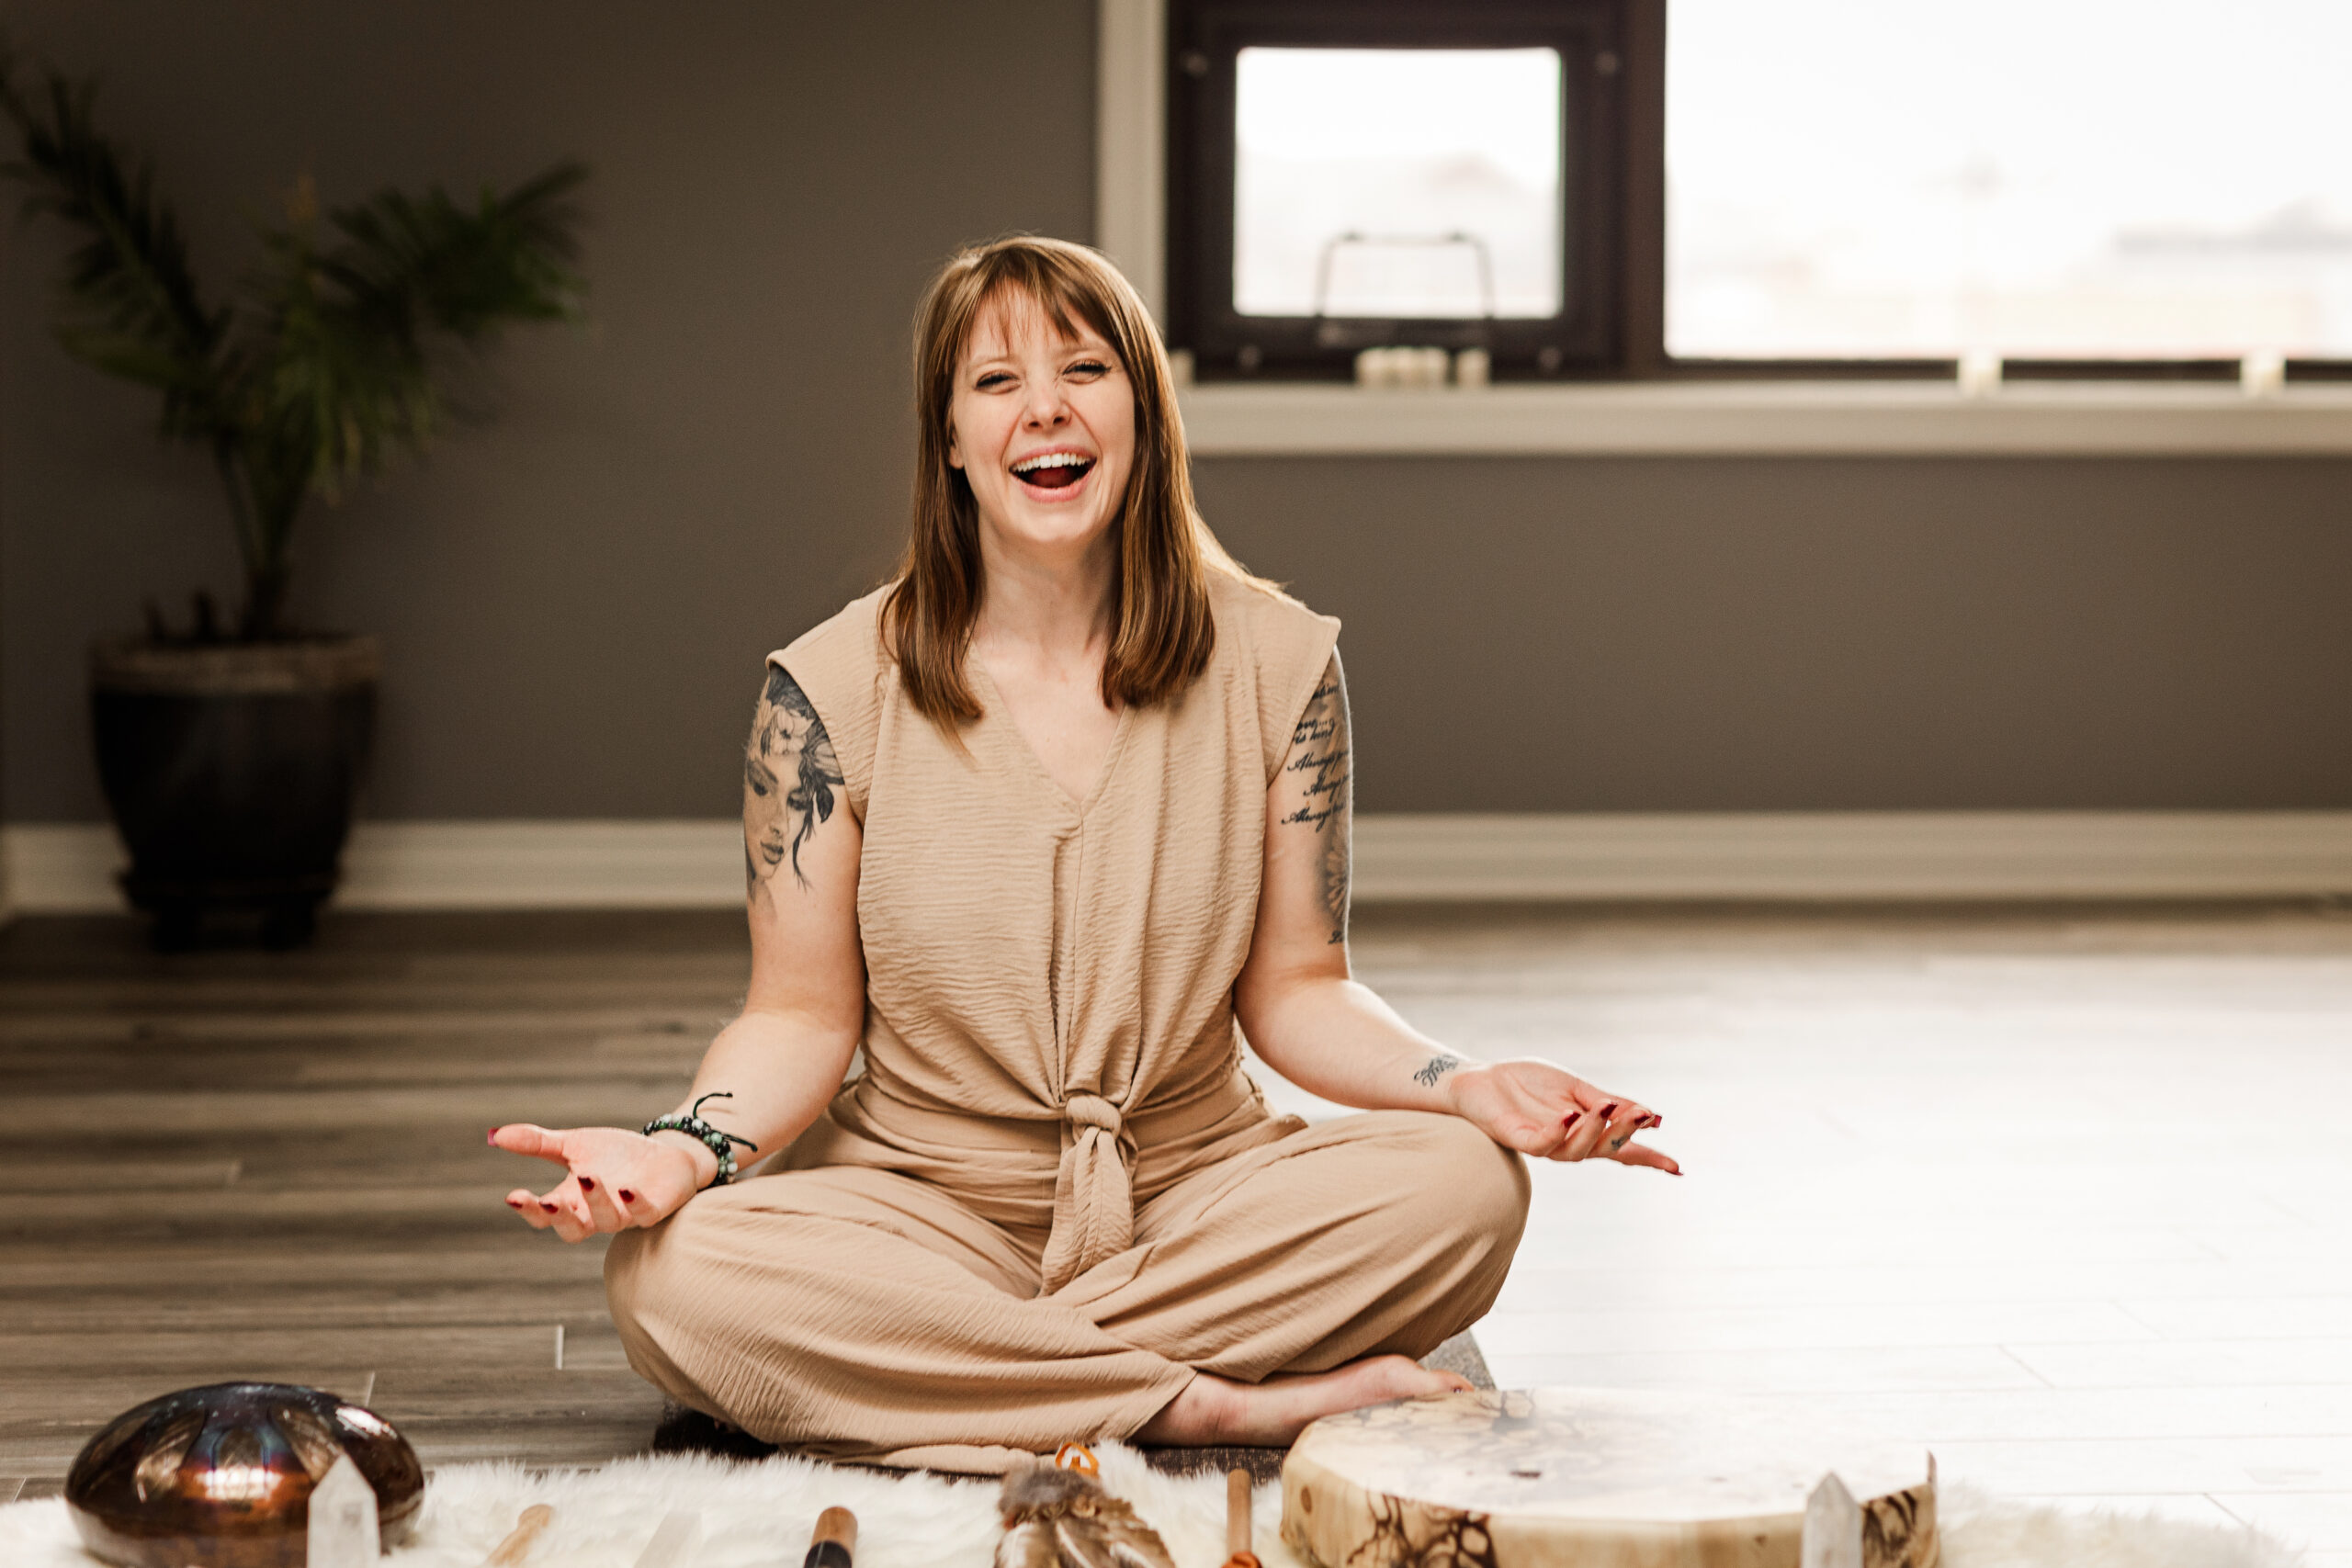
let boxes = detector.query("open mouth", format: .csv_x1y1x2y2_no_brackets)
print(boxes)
1010,451,1096,491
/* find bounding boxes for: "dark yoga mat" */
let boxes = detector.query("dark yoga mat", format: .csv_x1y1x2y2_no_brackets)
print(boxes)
649,1331,1495,1484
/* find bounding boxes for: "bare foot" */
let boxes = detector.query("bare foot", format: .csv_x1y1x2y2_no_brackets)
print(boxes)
1134,1355,1471,1448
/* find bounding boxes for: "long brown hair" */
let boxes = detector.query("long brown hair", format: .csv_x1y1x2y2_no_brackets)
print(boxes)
883,235,1257,725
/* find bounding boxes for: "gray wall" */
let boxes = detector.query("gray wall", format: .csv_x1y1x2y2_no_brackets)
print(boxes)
1200,457,2352,811
5,3,2348,822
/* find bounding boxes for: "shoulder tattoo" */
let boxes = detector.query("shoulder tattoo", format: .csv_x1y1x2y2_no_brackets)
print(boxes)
1279,652,1352,944
744,665,843,898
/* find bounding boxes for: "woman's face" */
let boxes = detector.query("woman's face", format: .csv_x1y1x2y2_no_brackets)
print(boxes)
946,290,1136,564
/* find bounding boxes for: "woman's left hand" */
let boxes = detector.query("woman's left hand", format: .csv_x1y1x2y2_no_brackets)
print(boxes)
1443,1059,1680,1173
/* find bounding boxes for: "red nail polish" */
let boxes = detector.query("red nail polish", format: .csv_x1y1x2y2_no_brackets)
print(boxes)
1563,1112,1582,1129
487,1129,501,1145
504,1195,524,1207
618,1190,638,1203
539,1201,558,1213
1600,1103,1619,1118
577,1177,594,1191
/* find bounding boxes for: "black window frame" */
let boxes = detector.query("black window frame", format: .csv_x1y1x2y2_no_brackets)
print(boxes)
1166,0,2352,385
1167,0,1633,382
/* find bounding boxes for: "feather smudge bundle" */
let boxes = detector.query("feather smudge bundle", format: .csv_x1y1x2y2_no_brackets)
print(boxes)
994,1461,1176,1568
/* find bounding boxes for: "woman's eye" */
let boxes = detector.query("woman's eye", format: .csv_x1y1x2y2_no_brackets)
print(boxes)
975,371,1013,390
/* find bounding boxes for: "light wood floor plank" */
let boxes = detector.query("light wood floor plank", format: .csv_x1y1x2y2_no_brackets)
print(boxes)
0,1325,555,1372
2005,1339,2352,1389
1799,1385,2352,1442
1478,1300,2162,1357
1476,1344,2052,1393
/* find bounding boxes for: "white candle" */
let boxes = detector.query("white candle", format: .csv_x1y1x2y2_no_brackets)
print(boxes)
2242,350,2286,397
1958,350,2002,398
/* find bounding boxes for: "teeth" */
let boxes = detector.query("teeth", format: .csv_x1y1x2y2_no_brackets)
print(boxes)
1012,452,1092,473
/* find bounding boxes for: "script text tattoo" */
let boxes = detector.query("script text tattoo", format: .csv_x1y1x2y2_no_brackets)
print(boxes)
744,666,843,900
1281,655,1353,944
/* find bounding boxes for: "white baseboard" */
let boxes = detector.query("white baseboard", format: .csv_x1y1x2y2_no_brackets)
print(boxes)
5,823,126,916
1351,811,2352,901
7,812,2352,916
0,819,746,915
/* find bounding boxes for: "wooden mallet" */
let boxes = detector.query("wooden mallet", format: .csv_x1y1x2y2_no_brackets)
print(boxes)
1222,1468,1261,1568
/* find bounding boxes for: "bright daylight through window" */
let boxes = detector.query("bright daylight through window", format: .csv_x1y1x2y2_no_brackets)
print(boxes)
1233,47,1565,321
1668,0,2352,361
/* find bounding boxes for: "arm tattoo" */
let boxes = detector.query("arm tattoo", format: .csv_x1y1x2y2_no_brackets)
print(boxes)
1413,1054,1465,1089
743,665,843,898
1279,654,1352,944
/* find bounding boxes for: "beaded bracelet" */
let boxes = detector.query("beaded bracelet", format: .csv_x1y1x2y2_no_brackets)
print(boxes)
643,1091,762,1187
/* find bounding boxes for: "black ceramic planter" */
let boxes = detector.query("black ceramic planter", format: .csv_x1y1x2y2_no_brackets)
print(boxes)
90,637,379,950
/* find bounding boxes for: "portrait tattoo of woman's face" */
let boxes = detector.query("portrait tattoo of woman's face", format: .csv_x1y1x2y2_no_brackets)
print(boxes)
744,666,844,900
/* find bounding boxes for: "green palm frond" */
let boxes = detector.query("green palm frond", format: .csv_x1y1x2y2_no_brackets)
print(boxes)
323,161,587,341
253,162,588,499
246,213,436,502
0,48,229,437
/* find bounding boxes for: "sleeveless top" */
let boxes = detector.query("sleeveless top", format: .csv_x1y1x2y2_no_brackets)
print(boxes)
770,569,1340,1294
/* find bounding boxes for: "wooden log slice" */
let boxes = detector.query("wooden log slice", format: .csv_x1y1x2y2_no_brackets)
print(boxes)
1281,1388,1936,1568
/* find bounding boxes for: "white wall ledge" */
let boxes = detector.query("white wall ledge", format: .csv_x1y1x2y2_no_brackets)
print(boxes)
1177,380,2352,458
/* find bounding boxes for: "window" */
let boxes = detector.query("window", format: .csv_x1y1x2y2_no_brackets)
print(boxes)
1168,0,1631,379
1234,48,1566,321
1161,0,2352,382
1668,0,2352,366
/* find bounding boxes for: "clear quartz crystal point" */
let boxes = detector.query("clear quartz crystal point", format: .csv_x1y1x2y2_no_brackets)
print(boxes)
1801,1471,1863,1568
630,1510,704,1568
305,1455,379,1568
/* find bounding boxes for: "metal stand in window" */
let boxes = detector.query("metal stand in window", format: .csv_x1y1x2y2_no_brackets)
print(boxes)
1310,230,1496,388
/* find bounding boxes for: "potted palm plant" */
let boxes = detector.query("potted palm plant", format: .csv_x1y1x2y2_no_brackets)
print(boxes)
1,47,587,947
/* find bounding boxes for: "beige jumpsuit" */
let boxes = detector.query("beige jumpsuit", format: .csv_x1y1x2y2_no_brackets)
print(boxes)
604,572,1531,1472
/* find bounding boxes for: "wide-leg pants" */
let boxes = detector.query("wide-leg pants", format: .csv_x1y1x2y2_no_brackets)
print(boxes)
603,1109,1531,1473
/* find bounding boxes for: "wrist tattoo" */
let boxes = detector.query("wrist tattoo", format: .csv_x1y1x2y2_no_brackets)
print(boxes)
1412,1054,1466,1088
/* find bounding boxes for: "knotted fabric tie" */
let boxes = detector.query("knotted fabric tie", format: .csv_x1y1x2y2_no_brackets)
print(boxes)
1040,1091,1136,1294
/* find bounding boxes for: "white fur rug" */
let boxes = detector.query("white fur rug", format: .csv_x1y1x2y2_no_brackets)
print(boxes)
0,1443,2298,1568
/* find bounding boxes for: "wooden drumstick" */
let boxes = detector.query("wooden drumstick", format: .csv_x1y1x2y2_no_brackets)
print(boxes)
804,1506,857,1568
481,1504,554,1566
1223,1468,1260,1568
629,1511,702,1568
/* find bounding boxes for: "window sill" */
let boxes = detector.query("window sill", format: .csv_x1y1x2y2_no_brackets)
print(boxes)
1175,379,2352,457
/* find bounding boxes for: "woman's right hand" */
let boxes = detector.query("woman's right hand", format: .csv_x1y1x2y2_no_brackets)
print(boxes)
491,1123,706,1241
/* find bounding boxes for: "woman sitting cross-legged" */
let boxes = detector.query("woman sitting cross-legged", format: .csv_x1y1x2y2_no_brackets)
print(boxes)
491,235,1679,1473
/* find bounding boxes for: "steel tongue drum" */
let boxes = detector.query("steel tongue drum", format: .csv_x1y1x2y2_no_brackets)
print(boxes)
64,1382,425,1568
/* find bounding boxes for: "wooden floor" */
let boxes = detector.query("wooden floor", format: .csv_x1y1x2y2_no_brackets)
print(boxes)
4,903,2350,1562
